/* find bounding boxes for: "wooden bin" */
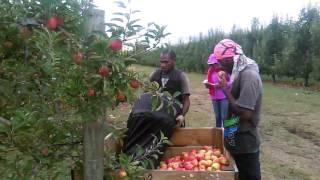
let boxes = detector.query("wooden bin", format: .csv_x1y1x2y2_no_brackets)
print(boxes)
72,127,238,180
144,127,238,180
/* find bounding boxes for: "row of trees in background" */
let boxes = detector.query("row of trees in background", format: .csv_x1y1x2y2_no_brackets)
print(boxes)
136,4,320,87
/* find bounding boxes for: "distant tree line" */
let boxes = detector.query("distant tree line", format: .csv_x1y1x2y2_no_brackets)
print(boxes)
134,5,320,87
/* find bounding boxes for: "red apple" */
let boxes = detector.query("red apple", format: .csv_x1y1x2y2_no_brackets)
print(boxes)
99,66,110,77
199,165,206,171
204,155,211,160
183,162,194,170
211,155,218,161
205,150,213,156
212,149,222,157
185,154,195,162
87,88,95,97
47,16,58,30
109,39,122,51
165,157,175,164
73,52,83,65
118,169,127,177
181,152,188,159
172,162,180,169
219,156,229,165
196,153,204,161
190,149,197,155
191,159,198,166
199,160,208,166
206,159,213,167
41,147,49,156
117,91,126,102
129,79,139,89
211,162,221,171
203,146,212,151
160,166,167,170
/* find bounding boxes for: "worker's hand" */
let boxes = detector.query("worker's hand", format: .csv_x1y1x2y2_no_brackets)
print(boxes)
176,115,185,127
203,79,211,89
218,71,227,87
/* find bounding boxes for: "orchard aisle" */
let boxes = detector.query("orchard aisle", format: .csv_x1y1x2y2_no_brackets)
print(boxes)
132,65,320,180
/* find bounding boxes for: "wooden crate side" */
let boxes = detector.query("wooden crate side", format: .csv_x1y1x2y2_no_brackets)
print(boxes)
146,170,235,180
170,128,224,149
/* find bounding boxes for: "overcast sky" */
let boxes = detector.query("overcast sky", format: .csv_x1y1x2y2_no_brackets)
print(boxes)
94,0,320,44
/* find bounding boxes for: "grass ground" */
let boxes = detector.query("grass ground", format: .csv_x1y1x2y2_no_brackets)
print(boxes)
130,65,320,180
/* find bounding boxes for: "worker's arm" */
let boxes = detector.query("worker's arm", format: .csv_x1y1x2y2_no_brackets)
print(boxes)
180,72,191,116
222,87,253,121
219,71,261,121
181,95,190,116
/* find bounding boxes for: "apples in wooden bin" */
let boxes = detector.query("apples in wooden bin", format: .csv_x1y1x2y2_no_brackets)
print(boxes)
158,146,229,171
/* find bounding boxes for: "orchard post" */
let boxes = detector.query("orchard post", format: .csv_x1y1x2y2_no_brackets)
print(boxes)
83,6,106,180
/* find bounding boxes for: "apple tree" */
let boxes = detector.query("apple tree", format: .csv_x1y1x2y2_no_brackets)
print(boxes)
0,0,170,179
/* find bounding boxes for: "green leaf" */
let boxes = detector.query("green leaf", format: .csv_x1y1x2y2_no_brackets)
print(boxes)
154,24,161,30
147,22,155,27
112,12,125,16
128,19,141,26
172,91,181,98
124,13,130,20
0,124,8,133
132,10,141,14
105,23,121,28
172,107,177,117
145,34,155,39
148,29,158,36
124,58,137,66
151,154,158,160
114,1,126,8
163,91,172,98
155,99,163,111
148,159,155,169
111,18,124,23
131,24,143,29
151,96,158,111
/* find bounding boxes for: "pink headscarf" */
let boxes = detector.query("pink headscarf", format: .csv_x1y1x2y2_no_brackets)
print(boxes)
213,39,257,81
213,39,242,60
207,53,218,65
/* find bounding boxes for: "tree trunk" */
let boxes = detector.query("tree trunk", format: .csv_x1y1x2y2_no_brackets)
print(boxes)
303,49,311,87
304,73,309,87
272,73,276,83
292,75,296,81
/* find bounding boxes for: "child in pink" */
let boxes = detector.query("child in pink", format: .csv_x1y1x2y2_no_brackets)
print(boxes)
204,53,231,127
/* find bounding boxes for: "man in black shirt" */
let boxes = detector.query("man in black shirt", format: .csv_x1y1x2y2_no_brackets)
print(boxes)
149,49,191,127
